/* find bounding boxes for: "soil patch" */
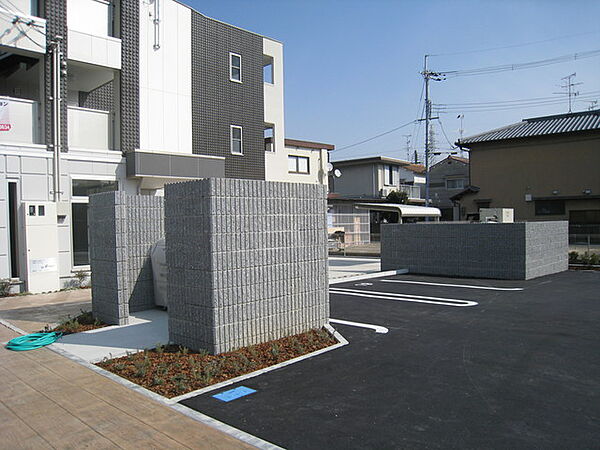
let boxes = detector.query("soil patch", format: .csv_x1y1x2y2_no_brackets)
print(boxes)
97,328,337,398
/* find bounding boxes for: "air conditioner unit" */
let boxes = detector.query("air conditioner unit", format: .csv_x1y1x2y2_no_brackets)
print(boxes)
479,208,514,223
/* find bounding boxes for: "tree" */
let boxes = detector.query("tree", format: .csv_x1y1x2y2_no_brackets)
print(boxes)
386,190,408,204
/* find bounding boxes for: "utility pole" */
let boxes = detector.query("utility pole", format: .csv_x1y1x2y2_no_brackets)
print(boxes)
420,55,443,207
457,114,465,157
402,134,411,161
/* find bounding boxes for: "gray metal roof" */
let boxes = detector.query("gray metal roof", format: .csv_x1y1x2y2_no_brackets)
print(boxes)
458,109,600,146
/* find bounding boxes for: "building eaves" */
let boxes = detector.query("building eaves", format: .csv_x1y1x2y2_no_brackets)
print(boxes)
332,156,412,167
457,109,600,147
285,139,335,150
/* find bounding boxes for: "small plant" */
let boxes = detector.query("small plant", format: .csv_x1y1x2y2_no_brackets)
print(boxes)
569,251,580,263
197,348,209,358
270,343,280,359
156,362,168,376
155,343,164,356
179,346,190,355
133,358,150,378
152,376,164,386
0,279,12,297
114,363,126,371
73,270,89,288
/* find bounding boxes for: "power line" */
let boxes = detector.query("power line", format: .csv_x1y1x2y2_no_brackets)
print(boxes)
428,30,600,58
333,119,417,152
438,49,600,78
434,96,599,113
435,90,600,107
436,119,457,149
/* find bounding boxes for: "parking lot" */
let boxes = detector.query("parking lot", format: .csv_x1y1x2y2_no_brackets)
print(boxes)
182,270,600,449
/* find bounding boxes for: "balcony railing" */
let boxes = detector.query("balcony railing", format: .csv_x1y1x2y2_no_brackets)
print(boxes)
381,185,422,199
68,106,114,151
0,97,41,145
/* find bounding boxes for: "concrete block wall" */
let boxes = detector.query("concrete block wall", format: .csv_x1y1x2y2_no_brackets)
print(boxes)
89,192,164,325
525,221,569,279
165,178,329,354
381,221,567,280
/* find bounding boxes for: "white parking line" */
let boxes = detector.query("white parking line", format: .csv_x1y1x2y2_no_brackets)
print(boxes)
329,318,389,334
381,279,523,291
329,287,478,307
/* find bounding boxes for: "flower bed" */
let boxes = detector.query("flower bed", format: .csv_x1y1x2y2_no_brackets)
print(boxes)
97,328,337,398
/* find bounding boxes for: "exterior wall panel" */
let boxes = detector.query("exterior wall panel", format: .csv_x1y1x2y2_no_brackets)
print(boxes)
191,12,265,180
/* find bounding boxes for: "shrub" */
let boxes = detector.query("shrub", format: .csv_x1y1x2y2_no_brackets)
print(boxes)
0,279,11,297
73,270,89,288
569,251,580,263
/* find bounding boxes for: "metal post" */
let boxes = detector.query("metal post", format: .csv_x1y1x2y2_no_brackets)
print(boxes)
50,40,62,203
424,55,430,207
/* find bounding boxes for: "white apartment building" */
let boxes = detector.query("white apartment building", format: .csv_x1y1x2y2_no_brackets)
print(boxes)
0,0,287,292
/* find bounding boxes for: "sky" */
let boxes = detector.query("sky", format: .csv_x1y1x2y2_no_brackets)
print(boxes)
186,0,600,163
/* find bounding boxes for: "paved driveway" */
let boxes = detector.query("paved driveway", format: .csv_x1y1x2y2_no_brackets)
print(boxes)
182,270,600,449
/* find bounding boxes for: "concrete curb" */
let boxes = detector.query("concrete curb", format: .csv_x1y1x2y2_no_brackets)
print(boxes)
329,269,409,285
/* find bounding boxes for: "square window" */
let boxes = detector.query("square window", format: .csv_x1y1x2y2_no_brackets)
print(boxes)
230,53,242,82
288,155,310,174
231,125,243,155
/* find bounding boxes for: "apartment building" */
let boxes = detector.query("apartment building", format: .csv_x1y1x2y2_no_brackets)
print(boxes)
0,0,286,292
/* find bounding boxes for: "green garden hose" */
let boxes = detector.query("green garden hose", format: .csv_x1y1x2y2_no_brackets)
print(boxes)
5,332,62,351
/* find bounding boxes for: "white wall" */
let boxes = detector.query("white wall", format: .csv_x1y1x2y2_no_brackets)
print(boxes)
139,0,192,154
67,0,112,37
0,143,136,286
263,38,287,181
0,5,46,54
279,146,328,185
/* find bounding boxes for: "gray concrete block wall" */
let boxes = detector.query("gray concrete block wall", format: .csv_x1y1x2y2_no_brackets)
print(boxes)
89,192,164,324
166,178,329,354
381,221,567,280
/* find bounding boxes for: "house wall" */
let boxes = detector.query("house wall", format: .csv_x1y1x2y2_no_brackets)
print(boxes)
429,157,469,216
330,164,376,197
267,145,328,185
462,133,600,221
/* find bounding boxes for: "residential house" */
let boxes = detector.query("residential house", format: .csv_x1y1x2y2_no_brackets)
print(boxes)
0,0,286,292
452,110,600,238
428,155,469,220
327,156,426,244
266,138,334,186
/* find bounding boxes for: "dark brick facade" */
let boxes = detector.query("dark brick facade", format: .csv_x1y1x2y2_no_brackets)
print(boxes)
43,0,68,152
191,12,265,180
79,81,114,111
120,0,139,153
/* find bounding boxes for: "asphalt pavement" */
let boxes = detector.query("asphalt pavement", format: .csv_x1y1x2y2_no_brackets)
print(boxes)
182,270,600,449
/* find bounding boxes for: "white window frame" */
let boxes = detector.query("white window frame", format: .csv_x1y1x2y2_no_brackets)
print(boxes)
446,178,466,190
70,175,118,269
230,125,243,155
288,155,310,174
384,164,396,186
264,124,275,152
229,52,242,83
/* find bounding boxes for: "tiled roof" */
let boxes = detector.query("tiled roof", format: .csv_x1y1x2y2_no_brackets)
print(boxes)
404,163,426,174
458,109,600,146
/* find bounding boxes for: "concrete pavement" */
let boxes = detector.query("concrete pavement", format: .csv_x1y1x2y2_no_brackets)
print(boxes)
0,324,254,449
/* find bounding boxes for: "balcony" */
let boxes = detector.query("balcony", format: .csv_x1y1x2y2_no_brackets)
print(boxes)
0,6,46,55
381,185,422,200
67,0,121,69
68,106,115,151
0,96,41,145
